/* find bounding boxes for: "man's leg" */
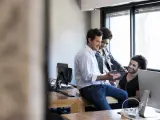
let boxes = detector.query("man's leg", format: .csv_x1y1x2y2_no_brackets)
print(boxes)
80,85,112,110
104,84,128,108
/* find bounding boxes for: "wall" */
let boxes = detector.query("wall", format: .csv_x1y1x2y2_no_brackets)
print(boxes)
81,0,146,11
0,0,45,120
49,0,91,84
91,10,100,28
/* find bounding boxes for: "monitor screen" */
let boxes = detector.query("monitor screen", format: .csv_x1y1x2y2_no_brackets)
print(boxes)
57,63,72,85
67,68,72,83
138,70,160,109
57,63,68,84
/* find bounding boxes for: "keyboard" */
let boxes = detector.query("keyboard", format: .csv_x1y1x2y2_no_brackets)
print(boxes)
60,86,73,90
57,91,75,97
51,88,75,97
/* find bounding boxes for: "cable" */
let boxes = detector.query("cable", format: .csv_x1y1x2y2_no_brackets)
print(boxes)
121,98,140,119
122,97,140,109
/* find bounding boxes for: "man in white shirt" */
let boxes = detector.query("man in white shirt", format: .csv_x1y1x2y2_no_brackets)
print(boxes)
74,28,128,110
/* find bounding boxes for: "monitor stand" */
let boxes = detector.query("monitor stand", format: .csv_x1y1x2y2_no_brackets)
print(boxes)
142,106,158,118
139,90,158,118
54,74,62,90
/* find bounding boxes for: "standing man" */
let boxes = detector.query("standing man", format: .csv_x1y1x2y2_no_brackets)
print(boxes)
74,28,128,110
100,27,126,72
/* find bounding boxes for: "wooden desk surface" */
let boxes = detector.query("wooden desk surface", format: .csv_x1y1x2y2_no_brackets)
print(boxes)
49,88,117,103
62,109,125,120
49,88,79,101
49,88,83,111
49,88,118,113
62,109,160,120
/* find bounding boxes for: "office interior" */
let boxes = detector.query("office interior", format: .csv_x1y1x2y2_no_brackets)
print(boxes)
47,0,160,119
3,0,160,119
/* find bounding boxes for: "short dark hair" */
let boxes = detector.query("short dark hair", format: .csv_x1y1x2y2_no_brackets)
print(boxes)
100,27,113,40
86,28,102,44
131,55,147,70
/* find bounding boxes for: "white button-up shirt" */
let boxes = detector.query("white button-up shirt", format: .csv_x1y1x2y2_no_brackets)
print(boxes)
74,45,104,89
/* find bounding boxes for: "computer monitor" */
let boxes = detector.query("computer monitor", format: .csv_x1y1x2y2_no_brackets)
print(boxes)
138,70,160,109
55,63,72,89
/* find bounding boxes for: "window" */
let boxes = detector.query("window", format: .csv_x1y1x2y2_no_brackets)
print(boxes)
101,1,160,70
135,7,160,69
106,10,130,66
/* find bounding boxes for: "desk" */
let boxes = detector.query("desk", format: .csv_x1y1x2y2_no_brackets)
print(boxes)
49,88,85,113
62,109,160,120
62,109,124,120
49,88,118,113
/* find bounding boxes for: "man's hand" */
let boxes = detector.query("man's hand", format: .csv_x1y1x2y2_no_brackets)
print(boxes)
110,73,121,80
107,73,121,82
104,73,114,80
97,73,121,81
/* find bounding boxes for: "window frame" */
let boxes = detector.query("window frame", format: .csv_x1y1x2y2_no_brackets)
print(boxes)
100,0,160,71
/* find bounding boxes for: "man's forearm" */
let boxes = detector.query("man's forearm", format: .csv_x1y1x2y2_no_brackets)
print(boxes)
96,74,112,81
97,75,107,80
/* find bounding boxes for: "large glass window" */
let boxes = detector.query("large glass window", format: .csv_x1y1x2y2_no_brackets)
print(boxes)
103,2,160,70
106,10,130,66
135,7,160,69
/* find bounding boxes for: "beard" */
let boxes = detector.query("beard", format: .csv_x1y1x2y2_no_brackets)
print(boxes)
128,67,138,74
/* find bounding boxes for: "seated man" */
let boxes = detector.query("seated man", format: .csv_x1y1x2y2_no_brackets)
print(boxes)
74,28,128,110
118,55,147,107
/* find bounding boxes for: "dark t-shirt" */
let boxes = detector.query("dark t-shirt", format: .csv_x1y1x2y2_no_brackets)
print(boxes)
119,74,139,97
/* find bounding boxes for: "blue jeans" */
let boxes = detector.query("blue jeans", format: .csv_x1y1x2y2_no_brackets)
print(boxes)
79,84,128,110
